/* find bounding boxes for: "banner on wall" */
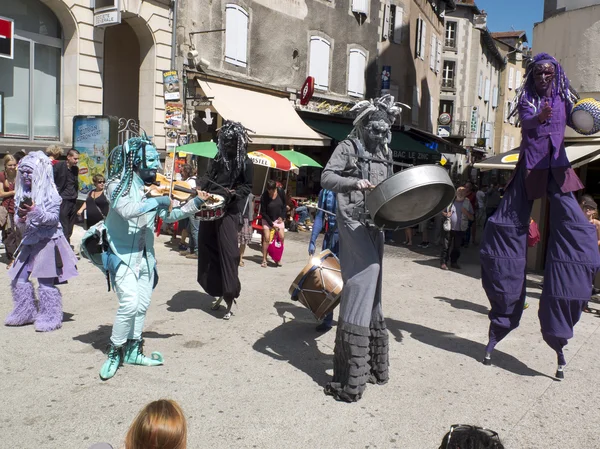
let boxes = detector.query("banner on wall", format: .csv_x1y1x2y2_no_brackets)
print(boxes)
72,115,118,194
165,102,183,129
162,70,181,101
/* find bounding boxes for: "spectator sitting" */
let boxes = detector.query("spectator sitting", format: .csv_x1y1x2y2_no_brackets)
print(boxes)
89,399,187,449
438,424,504,449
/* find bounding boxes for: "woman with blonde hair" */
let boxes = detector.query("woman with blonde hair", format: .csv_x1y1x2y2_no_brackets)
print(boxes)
45,145,63,165
89,399,187,449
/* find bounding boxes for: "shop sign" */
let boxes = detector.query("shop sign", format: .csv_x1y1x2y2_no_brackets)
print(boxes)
438,126,450,137
162,70,180,101
0,16,14,60
299,98,353,117
470,106,478,133
93,0,121,27
392,149,438,163
300,76,314,106
381,66,391,90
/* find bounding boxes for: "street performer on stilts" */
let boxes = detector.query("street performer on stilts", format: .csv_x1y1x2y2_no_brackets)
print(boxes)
321,95,402,402
480,53,600,379
93,133,206,380
5,151,78,332
197,121,253,320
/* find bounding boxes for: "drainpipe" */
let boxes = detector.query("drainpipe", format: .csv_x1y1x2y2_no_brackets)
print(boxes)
170,0,178,68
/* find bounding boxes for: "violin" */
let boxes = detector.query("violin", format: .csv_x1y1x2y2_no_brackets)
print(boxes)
145,173,197,202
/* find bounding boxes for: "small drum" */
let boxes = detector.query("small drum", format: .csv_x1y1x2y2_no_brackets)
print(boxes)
571,98,600,136
365,164,455,229
196,194,226,221
289,249,343,320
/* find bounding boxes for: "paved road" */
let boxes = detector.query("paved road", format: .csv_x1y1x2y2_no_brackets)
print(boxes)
1,228,599,449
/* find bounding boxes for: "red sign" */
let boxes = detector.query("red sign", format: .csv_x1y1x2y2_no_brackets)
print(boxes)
300,76,315,106
0,17,14,60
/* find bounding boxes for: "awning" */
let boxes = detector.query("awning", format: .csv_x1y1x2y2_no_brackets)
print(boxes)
473,144,600,171
303,119,441,163
197,80,330,147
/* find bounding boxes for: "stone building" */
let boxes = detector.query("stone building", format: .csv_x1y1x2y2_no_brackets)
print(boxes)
0,0,174,154
491,31,529,155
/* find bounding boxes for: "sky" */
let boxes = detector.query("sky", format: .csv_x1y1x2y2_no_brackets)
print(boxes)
475,0,545,47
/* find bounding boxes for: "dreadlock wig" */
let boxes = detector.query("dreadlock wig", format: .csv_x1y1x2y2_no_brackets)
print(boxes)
14,151,61,212
214,120,250,180
508,53,579,123
349,94,404,149
106,133,158,202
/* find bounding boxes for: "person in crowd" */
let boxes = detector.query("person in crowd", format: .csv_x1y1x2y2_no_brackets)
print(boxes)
321,95,402,402
238,192,254,267
45,145,63,165
88,399,187,449
0,155,18,261
464,182,478,247
308,188,339,332
196,121,253,320
476,184,487,231
580,195,600,247
417,219,430,248
5,151,78,332
177,164,199,259
294,203,311,231
480,53,600,379
440,187,474,270
260,179,286,268
484,184,501,228
88,134,205,380
438,424,504,449
403,227,413,246
53,148,80,243
77,174,109,229
13,150,27,164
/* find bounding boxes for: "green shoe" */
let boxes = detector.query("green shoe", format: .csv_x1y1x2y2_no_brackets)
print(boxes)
99,344,123,380
524,302,530,310
124,339,164,366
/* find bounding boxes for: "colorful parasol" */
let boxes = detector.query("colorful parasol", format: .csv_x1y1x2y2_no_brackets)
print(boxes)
169,141,218,159
248,149,297,172
277,150,322,168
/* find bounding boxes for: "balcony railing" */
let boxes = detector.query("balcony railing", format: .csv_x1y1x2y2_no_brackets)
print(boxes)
442,78,455,89
445,38,456,48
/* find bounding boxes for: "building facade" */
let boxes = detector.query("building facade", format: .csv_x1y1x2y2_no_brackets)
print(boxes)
438,1,505,162
0,0,174,155
491,31,529,156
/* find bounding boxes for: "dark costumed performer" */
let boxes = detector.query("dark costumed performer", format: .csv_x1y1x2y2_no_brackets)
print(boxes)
480,53,600,378
197,121,253,320
321,95,403,402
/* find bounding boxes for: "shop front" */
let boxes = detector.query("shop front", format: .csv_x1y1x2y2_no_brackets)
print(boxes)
0,0,173,156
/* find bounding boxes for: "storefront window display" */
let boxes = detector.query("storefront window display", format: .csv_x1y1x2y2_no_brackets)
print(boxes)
0,0,62,141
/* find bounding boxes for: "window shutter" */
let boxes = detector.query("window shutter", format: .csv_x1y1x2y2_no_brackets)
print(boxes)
393,7,403,44
352,0,368,14
508,67,514,89
420,21,427,60
484,78,490,102
412,86,420,124
430,35,436,70
382,4,390,41
492,86,498,108
505,101,510,122
436,38,442,73
309,37,330,91
348,49,366,97
225,5,248,67
478,72,483,98
516,70,522,89
415,18,422,58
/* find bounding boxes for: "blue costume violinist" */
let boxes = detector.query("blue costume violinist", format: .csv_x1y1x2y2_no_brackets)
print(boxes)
308,188,339,332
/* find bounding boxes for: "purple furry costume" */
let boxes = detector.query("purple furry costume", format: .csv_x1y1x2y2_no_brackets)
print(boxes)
480,54,600,377
5,151,78,332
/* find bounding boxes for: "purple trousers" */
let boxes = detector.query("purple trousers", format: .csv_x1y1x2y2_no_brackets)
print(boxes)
480,163,600,365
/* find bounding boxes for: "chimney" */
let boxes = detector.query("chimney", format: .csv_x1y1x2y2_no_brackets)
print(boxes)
474,10,487,30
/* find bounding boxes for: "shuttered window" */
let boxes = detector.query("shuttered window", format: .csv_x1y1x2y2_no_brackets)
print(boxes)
505,101,511,122
478,72,483,98
415,18,422,58
516,70,522,89
225,4,249,68
435,38,442,73
392,6,403,44
508,67,514,89
347,49,367,97
309,36,331,91
430,35,436,70
351,0,368,14
492,86,498,108
382,4,390,41
412,86,420,124
420,21,427,61
484,78,490,102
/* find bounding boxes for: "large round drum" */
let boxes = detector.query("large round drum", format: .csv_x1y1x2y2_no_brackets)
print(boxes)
365,164,455,229
195,193,226,221
289,249,343,320
571,98,600,136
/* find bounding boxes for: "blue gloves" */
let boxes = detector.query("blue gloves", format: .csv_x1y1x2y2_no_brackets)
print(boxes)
308,241,316,256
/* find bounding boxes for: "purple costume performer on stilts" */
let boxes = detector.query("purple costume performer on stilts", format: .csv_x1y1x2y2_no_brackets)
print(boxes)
5,151,78,332
480,54,600,379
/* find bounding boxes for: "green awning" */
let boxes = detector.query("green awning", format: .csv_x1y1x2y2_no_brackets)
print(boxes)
304,118,441,163
169,141,217,158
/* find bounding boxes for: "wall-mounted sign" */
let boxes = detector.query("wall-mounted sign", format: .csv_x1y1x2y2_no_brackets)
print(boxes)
470,106,478,133
165,102,183,129
300,76,315,106
163,70,180,101
438,112,451,125
93,0,121,27
0,16,14,60
298,98,353,117
381,66,391,90
438,126,450,137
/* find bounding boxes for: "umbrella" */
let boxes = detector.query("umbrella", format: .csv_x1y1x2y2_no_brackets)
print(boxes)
248,149,296,171
277,150,323,168
170,141,218,158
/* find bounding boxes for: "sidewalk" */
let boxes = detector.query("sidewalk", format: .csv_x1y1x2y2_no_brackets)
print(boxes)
0,230,598,448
